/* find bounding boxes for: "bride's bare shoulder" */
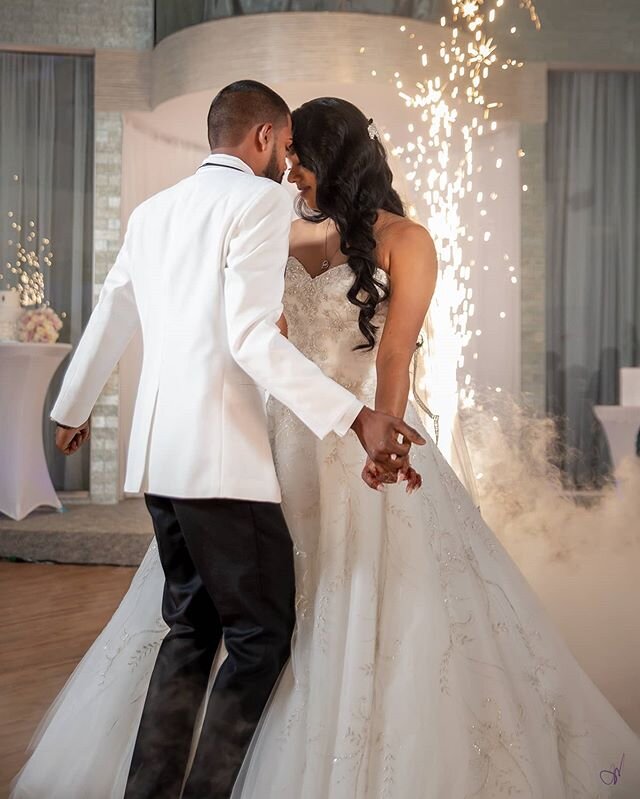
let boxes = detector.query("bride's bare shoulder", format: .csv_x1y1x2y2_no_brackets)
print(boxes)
378,212,430,241
375,212,436,271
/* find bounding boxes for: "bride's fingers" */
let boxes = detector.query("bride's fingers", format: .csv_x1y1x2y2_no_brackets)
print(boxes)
405,469,414,493
405,467,423,493
362,464,385,491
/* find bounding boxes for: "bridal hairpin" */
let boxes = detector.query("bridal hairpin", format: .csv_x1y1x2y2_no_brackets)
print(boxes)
367,118,380,141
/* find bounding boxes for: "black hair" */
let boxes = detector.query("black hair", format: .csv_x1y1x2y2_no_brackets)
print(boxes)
291,97,405,350
207,80,290,149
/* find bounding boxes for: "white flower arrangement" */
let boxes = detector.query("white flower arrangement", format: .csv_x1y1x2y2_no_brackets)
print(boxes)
17,306,63,344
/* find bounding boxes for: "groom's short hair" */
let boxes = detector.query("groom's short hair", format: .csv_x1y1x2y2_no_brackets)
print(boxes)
207,80,290,149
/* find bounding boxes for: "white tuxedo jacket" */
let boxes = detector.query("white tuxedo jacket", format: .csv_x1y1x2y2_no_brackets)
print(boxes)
51,154,363,502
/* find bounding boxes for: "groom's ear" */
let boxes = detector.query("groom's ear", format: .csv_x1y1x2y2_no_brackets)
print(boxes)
256,122,274,152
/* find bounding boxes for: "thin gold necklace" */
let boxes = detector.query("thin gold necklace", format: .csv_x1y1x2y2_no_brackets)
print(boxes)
321,219,342,272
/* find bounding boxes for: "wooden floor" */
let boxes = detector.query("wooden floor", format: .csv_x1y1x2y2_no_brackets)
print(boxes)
0,561,135,797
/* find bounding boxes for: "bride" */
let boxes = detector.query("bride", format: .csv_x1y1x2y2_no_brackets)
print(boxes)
12,97,640,798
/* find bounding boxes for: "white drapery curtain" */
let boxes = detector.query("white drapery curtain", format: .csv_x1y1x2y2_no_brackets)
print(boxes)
0,51,94,491
546,71,640,488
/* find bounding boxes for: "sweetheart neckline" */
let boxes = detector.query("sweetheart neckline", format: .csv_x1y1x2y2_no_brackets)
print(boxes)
287,255,388,283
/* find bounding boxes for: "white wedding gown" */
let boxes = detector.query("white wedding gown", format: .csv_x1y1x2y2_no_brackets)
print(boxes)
12,256,640,799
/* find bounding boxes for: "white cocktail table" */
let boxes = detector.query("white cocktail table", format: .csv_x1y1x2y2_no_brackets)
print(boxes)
593,405,640,473
0,341,72,520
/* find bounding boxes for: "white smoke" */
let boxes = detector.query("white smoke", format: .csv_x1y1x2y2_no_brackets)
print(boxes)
460,393,640,732
464,394,640,559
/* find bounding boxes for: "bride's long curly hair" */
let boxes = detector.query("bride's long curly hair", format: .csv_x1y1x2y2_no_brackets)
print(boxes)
291,97,405,351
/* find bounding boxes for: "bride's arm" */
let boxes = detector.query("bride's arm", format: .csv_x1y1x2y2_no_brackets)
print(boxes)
277,313,288,337
362,224,436,492
374,224,437,419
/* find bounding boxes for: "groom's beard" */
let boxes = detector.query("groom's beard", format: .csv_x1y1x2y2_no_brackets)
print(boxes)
263,147,284,184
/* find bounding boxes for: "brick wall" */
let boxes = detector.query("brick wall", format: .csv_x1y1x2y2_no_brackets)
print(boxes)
92,112,124,502
0,0,153,50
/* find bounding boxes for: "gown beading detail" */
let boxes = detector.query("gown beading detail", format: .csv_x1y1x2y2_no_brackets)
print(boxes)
11,256,640,799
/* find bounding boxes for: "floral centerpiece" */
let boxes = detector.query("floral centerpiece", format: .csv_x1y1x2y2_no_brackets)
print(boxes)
17,306,63,343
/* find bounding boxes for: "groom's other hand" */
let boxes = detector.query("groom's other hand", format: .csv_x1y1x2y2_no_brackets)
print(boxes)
55,418,91,455
351,406,425,472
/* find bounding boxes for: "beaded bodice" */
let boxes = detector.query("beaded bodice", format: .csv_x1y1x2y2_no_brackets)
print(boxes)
283,256,389,404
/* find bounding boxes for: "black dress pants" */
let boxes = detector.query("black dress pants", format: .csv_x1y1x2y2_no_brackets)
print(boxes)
124,494,296,799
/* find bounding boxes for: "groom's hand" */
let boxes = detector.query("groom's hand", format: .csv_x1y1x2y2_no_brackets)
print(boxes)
350,406,425,472
55,418,91,455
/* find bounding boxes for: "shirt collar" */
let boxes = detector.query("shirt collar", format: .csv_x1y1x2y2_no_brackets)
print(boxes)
199,153,255,176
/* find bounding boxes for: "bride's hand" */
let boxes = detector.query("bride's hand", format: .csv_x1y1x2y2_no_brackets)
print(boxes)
402,465,423,493
361,458,422,493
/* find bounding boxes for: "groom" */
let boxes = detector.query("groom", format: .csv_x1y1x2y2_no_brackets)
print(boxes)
51,80,424,798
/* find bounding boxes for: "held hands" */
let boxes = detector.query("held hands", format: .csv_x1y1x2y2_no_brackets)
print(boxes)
361,457,423,493
350,406,426,492
55,418,91,455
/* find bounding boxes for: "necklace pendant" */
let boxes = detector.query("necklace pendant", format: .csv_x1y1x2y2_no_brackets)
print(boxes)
321,259,330,271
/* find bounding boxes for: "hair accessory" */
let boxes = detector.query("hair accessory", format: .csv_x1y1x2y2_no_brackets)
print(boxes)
367,118,380,141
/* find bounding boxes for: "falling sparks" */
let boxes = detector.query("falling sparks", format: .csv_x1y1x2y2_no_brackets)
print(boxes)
519,0,542,30
365,0,540,409
467,36,497,69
